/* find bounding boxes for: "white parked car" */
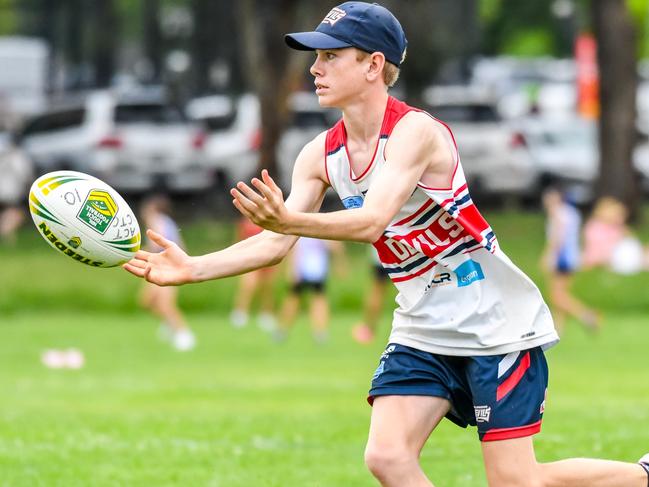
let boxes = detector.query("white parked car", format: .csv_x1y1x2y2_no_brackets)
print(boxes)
0,131,33,207
423,85,537,200
513,116,649,201
187,92,337,189
276,92,338,188
18,89,211,193
186,93,261,186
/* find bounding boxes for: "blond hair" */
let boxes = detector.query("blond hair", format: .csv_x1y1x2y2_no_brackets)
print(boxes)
591,197,628,225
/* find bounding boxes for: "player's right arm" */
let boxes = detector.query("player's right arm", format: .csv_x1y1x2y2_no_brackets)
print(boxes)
123,132,329,286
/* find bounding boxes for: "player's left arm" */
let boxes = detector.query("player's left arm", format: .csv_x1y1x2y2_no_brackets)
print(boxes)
233,112,454,243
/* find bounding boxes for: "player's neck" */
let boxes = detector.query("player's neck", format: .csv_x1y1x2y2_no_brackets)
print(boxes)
341,90,389,144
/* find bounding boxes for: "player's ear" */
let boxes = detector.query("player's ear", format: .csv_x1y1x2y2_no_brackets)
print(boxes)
367,52,385,81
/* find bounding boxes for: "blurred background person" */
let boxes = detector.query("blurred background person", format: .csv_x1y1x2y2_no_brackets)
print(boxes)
582,196,649,274
0,131,32,245
582,196,629,269
139,194,196,351
275,237,345,344
541,187,600,334
229,217,278,331
351,246,391,344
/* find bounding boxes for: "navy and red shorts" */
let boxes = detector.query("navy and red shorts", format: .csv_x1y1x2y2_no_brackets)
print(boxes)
368,343,548,442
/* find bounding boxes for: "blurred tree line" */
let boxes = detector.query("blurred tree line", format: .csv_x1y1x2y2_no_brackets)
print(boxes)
0,0,646,210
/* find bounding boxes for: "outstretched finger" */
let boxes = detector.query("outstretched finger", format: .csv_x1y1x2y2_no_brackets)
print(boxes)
126,257,148,269
232,198,250,218
123,261,147,277
251,178,275,200
133,249,152,261
261,170,281,192
147,229,174,250
231,188,259,213
236,181,265,205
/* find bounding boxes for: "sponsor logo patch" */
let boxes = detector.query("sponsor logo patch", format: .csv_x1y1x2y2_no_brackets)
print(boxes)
424,272,452,292
342,195,364,209
474,405,491,423
77,189,118,235
321,7,346,26
455,259,485,287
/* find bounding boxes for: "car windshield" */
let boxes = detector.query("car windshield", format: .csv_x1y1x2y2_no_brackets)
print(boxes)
22,108,85,135
201,112,237,131
115,104,185,124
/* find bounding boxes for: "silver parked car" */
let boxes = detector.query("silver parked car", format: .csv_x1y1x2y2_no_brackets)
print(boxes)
18,89,212,193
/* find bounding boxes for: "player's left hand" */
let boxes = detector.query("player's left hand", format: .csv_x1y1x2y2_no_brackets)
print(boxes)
231,169,288,233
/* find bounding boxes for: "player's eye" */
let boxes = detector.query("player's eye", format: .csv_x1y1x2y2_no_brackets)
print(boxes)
325,52,336,60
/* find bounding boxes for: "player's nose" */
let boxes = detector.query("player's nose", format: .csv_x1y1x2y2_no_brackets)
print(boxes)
310,58,323,77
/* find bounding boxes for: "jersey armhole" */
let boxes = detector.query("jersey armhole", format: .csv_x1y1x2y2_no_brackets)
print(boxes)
416,113,460,192
323,129,333,187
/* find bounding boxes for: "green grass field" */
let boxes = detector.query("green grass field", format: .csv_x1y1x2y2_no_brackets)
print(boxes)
1,210,648,486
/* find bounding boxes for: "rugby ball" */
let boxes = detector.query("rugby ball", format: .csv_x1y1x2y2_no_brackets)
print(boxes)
29,171,141,268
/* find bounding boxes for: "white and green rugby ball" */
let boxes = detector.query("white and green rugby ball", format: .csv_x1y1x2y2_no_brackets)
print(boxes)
29,171,141,268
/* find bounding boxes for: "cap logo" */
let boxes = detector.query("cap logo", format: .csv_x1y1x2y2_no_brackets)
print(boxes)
321,7,346,26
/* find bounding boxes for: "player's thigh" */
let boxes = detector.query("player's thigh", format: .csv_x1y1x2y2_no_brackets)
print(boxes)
481,436,540,487
368,395,451,454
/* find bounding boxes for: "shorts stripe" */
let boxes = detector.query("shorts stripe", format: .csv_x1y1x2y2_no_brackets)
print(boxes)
497,351,520,378
496,351,530,401
482,420,542,442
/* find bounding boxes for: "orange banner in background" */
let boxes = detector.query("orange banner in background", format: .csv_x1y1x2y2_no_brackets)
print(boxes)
575,34,599,119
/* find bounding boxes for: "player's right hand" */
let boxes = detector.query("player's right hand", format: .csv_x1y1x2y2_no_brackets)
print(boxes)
122,229,195,286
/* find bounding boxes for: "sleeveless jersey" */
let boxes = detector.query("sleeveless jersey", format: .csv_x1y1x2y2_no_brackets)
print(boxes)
325,97,558,356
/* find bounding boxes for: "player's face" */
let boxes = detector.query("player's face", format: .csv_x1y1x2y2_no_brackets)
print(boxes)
310,48,368,107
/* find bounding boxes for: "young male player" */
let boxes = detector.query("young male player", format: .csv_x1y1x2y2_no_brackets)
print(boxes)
124,2,649,485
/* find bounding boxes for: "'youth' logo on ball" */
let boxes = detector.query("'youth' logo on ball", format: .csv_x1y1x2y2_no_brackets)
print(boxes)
77,189,118,234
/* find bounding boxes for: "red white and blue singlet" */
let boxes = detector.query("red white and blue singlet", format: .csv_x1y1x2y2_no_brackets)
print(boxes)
325,97,558,355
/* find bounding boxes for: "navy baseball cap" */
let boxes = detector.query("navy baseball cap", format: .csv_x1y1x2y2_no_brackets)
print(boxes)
285,2,408,67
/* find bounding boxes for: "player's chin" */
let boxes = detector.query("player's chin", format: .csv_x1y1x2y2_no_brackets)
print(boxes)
315,92,337,108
